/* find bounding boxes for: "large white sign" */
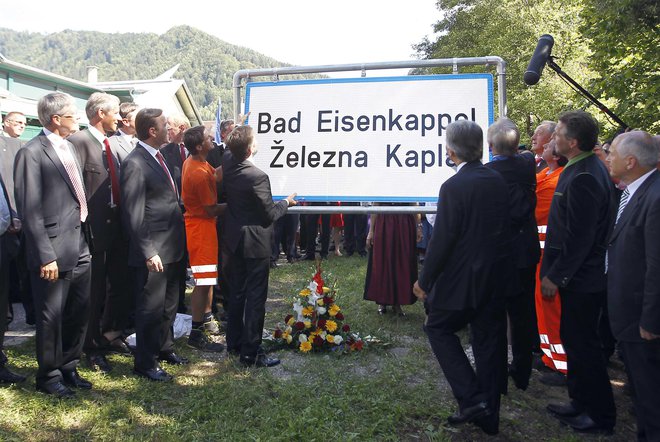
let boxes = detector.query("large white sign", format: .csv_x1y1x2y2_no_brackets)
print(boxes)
245,74,494,202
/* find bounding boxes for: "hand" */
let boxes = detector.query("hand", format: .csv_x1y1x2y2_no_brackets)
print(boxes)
7,218,21,233
540,276,558,299
40,261,59,281
366,231,374,249
238,112,251,126
413,281,427,301
286,193,298,207
640,326,660,340
146,255,164,272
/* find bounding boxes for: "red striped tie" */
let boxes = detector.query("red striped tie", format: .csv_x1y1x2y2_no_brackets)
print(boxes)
58,142,88,222
156,151,177,194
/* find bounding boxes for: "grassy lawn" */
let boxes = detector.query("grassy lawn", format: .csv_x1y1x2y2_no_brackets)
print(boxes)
0,255,636,441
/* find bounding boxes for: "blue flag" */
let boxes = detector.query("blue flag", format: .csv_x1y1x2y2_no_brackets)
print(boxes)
214,97,222,145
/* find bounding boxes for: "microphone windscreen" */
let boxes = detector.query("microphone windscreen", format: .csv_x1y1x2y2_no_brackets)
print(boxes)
524,34,554,86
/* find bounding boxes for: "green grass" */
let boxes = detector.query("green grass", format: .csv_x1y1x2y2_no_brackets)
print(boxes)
0,255,635,441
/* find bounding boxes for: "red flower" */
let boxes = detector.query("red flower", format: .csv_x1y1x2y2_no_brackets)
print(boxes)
323,296,333,305
342,324,350,332
317,319,327,329
284,314,293,323
274,329,283,338
294,321,305,330
313,336,324,347
352,340,364,351
336,312,345,321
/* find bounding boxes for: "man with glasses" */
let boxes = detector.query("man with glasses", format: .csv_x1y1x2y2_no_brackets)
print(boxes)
14,93,92,397
1,112,26,139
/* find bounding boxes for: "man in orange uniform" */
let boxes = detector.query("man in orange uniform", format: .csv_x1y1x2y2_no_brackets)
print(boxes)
181,126,226,351
534,139,569,386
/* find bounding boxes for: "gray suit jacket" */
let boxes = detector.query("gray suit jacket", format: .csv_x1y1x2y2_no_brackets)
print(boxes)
109,132,134,163
13,132,87,271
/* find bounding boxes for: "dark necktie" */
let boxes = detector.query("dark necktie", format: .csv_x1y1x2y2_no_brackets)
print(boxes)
179,143,186,163
156,151,177,194
103,138,121,205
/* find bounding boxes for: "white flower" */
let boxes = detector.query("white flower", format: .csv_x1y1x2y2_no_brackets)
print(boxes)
308,281,318,293
333,335,343,345
320,331,327,339
298,334,308,343
317,307,327,315
293,301,304,321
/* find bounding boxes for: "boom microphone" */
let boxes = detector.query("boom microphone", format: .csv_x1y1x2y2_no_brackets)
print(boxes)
524,34,554,86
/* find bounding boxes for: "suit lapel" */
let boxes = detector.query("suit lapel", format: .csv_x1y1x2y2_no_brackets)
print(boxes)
41,135,80,202
137,145,174,189
610,170,659,242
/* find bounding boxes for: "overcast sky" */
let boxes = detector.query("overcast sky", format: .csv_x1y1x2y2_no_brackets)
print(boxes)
1,0,440,77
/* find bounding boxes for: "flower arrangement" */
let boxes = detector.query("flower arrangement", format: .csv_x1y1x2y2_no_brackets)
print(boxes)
272,263,364,353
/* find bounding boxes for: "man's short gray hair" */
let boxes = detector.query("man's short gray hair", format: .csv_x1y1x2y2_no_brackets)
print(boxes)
37,92,75,127
487,118,520,156
168,113,191,129
446,120,483,163
538,120,557,136
616,131,658,169
85,92,120,121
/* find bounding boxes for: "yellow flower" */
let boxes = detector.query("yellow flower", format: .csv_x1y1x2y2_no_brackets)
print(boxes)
322,287,331,293
285,334,292,344
304,320,311,329
299,288,311,296
286,317,295,326
300,341,312,352
302,306,314,317
329,304,341,317
317,298,324,306
325,320,337,332
326,334,335,344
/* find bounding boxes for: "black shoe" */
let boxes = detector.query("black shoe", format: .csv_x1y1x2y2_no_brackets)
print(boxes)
36,381,75,398
539,371,567,387
99,337,132,355
240,354,280,368
133,366,173,382
474,413,499,435
0,366,26,384
559,412,613,435
188,329,225,352
87,354,112,373
546,402,582,418
158,351,189,365
378,305,387,315
62,370,92,390
270,261,279,269
447,401,491,425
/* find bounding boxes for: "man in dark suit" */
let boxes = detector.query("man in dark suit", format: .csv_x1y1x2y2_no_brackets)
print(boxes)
69,92,132,373
109,102,139,162
120,108,187,382
541,111,616,434
413,120,510,436
161,113,191,314
222,125,296,367
0,169,26,384
606,131,660,441
14,92,92,397
485,118,540,391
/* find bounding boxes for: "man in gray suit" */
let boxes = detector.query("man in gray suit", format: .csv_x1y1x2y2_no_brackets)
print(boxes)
14,92,92,397
120,108,186,382
69,92,132,373
109,102,139,162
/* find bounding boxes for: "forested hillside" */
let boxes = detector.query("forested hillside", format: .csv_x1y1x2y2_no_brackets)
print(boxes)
0,25,299,120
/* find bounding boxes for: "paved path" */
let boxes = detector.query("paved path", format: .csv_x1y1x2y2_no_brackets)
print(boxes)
5,303,35,347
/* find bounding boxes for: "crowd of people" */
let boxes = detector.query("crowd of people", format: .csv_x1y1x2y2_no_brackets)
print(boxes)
0,93,658,440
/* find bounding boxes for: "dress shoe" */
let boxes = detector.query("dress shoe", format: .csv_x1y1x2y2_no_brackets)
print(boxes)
447,401,491,425
99,336,132,355
392,305,406,317
546,402,582,417
240,354,280,368
188,329,225,352
0,366,27,384
133,366,173,382
559,412,613,435
87,354,112,373
62,370,92,390
270,261,279,269
378,305,387,315
474,413,499,435
539,370,567,387
36,381,75,398
158,351,189,365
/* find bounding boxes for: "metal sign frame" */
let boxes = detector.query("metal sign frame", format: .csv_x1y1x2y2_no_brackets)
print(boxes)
231,57,507,214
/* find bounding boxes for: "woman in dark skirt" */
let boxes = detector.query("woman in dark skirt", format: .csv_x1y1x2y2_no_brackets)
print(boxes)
363,205,422,316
